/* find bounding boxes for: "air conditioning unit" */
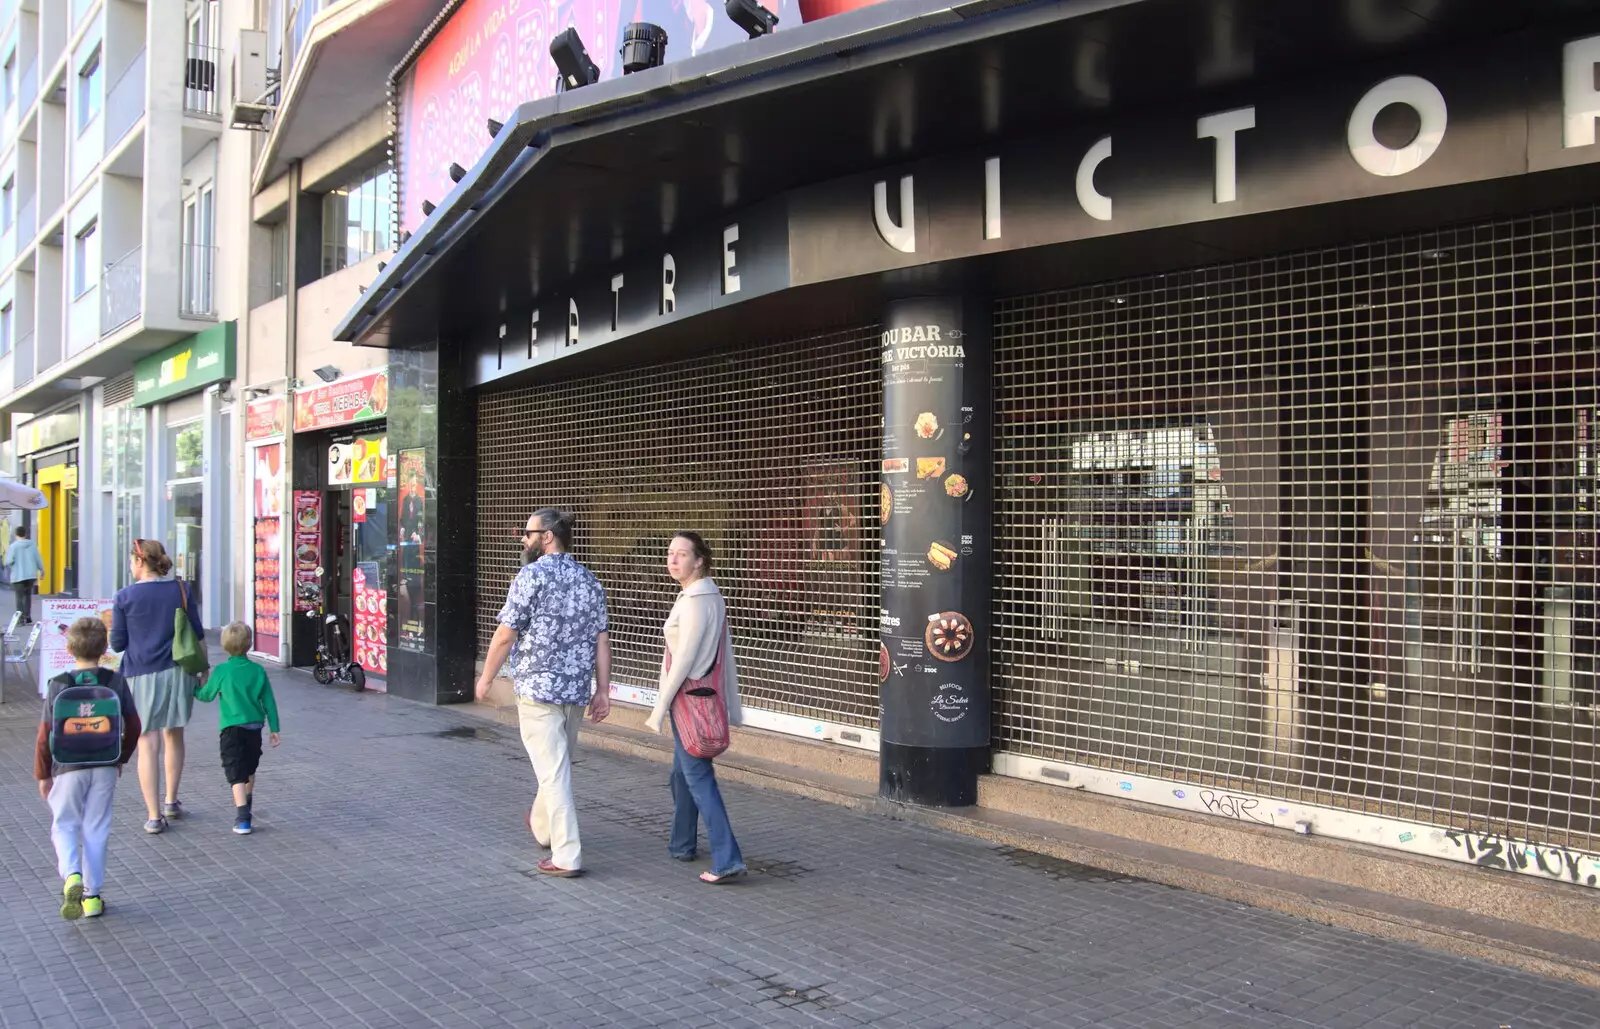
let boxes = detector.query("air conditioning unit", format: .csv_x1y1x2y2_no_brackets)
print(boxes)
230,30,273,131
234,30,267,100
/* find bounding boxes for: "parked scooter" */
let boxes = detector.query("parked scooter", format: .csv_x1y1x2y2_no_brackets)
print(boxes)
306,586,364,692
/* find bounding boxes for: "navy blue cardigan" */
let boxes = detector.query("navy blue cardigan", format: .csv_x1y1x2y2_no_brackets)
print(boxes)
110,579,204,678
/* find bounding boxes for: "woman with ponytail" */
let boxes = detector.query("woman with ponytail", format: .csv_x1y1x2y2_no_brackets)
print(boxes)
111,539,204,834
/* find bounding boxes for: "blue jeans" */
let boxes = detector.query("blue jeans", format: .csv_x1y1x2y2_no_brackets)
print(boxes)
669,715,744,876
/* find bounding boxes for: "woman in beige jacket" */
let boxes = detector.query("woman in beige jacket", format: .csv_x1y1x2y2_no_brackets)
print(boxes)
646,531,746,882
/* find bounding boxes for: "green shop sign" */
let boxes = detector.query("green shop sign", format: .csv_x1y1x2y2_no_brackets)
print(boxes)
133,321,237,407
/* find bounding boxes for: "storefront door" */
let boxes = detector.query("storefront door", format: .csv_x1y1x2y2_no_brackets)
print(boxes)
35,463,77,596
318,485,390,684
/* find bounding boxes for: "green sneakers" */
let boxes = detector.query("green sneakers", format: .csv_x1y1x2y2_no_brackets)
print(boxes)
82,896,104,918
60,874,83,920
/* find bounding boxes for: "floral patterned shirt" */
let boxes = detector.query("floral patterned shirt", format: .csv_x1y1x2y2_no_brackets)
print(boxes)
496,553,610,704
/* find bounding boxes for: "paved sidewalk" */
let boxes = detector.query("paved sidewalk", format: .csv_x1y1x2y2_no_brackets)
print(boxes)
3,672,1600,1029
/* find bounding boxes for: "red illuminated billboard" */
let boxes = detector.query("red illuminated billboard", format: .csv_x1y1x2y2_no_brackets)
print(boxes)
395,0,798,235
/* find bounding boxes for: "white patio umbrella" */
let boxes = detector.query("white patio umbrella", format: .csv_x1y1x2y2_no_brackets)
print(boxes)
0,478,48,510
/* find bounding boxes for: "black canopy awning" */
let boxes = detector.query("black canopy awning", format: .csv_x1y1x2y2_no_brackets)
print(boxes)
336,0,1600,351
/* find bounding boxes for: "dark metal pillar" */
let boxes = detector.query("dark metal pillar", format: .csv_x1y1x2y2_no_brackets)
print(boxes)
878,296,992,806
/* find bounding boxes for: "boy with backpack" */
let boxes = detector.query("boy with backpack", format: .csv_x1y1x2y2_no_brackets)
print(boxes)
192,622,280,835
34,617,140,920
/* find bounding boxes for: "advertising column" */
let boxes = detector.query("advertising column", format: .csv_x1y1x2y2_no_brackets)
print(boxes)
879,297,992,807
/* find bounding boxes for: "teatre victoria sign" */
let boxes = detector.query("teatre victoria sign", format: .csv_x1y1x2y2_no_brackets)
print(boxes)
471,30,1600,386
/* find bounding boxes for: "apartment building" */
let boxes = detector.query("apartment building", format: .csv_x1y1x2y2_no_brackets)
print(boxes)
0,0,253,626
236,0,445,677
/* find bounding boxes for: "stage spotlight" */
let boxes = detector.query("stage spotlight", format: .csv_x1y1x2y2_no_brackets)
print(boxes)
620,23,668,74
487,117,504,137
421,199,436,216
550,28,600,91
449,162,467,182
726,0,778,39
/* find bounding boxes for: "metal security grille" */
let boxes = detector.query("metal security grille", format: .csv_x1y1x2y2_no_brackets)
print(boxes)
477,327,882,727
994,205,1600,850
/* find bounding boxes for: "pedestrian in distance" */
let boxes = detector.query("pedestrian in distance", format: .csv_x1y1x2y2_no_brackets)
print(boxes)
193,622,280,835
112,539,205,834
35,617,140,920
648,531,747,884
476,509,612,877
6,525,44,622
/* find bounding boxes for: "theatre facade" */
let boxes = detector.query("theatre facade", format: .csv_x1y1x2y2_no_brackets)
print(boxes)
338,0,1600,887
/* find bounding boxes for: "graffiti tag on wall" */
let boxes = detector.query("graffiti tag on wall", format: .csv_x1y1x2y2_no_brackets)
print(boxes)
1197,790,1275,826
1444,830,1600,887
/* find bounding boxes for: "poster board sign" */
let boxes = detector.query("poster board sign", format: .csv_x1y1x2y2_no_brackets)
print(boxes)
293,491,322,613
252,441,285,658
328,435,390,486
398,448,426,652
246,396,288,441
352,564,387,684
38,599,120,697
294,370,389,433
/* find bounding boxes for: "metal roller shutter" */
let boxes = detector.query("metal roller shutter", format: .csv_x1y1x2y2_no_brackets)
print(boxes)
477,327,883,728
993,205,1600,850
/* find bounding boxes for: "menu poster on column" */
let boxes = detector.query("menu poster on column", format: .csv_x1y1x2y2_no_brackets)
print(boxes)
879,298,993,750
293,491,322,613
397,448,426,652
252,443,284,656
351,563,387,683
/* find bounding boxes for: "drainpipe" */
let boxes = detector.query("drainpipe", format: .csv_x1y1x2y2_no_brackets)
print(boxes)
277,160,304,664
284,159,302,385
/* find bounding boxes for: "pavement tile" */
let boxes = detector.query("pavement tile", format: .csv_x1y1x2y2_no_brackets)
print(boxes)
4,667,1600,1029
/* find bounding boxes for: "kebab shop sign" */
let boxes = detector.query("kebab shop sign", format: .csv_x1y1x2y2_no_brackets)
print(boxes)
293,370,390,433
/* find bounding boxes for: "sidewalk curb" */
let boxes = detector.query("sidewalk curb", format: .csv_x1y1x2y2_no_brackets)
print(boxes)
464,696,1600,988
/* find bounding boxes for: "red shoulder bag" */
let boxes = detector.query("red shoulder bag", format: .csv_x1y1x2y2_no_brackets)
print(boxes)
665,625,731,759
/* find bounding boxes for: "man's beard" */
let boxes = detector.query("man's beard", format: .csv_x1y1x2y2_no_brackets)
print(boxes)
522,546,540,566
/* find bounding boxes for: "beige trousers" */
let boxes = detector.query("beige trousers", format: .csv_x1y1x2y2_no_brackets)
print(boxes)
515,697,586,870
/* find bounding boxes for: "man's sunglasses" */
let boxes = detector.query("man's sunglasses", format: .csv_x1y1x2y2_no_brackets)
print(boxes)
516,527,549,540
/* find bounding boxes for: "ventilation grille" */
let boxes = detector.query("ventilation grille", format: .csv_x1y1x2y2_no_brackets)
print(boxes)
102,374,135,407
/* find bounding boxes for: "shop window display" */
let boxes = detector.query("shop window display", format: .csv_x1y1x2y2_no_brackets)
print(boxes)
165,420,204,587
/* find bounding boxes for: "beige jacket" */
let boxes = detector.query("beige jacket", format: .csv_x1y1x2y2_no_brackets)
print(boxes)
646,577,744,734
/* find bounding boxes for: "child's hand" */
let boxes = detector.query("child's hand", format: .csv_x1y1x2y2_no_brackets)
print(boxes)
269,732,280,748
38,778,51,802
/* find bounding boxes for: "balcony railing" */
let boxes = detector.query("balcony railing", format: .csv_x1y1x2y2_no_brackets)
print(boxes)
180,243,217,318
107,49,146,147
19,56,36,113
102,246,141,336
183,43,221,118
16,195,33,242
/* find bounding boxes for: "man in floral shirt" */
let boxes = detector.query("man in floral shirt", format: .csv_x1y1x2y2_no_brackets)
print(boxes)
476,508,611,876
